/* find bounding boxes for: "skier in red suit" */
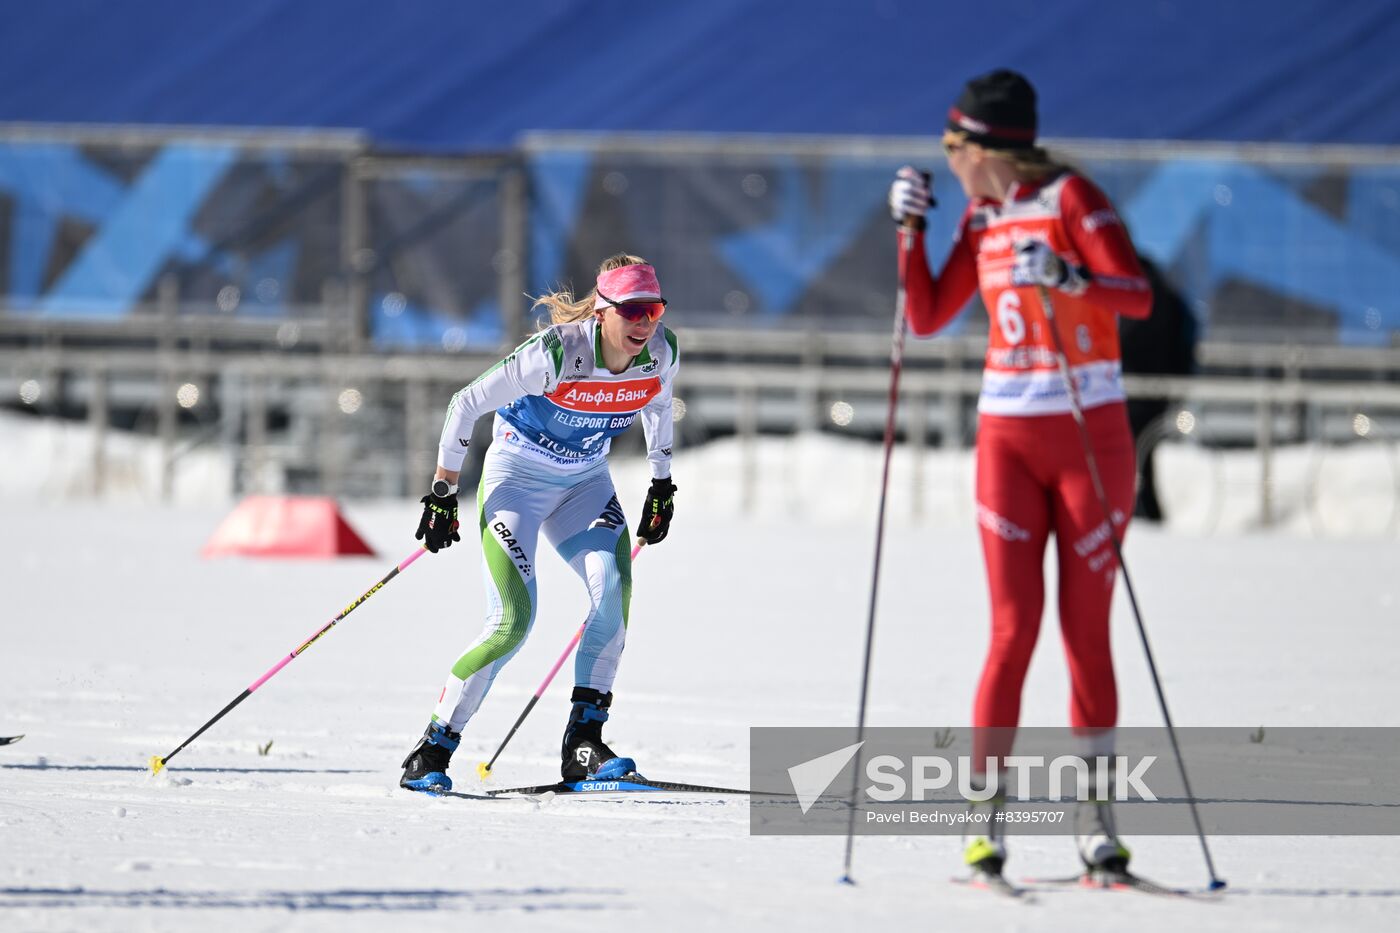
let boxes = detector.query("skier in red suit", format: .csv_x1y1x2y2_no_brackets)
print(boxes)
887,69,1152,879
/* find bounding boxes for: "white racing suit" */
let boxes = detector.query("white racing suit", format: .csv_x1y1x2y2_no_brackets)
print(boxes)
428,317,678,732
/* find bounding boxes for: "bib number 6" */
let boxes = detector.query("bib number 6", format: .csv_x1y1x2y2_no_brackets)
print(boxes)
996,290,1026,345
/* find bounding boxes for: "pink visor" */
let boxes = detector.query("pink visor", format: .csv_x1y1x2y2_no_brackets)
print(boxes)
593,263,662,308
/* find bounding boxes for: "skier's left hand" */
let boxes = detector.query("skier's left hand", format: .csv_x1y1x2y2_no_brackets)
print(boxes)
636,477,677,544
1011,239,1087,295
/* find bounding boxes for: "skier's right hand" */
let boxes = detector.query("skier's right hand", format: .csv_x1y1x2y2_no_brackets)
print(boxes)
888,166,932,226
416,490,461,553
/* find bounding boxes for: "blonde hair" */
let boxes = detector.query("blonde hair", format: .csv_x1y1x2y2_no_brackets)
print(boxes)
944,129,1071,182
532,253,649,325
990,145,1072,181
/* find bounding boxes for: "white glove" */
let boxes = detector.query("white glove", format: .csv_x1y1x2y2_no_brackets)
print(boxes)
1011,239,1088,295
888,166,932,224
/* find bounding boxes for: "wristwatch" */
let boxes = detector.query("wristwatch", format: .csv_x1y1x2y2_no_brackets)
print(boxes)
431,478,459,498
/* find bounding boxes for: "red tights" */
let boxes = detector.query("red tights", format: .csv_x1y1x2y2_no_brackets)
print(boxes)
971,403,1136,764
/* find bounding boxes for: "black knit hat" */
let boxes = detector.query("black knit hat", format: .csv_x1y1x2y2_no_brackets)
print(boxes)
946,69,1038,150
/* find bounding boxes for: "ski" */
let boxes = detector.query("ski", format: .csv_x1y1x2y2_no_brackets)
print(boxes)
404,773,772,800
398,781,500,800
487,774,757,798
1022,869,1216,900
951,872,1033,901
0,735,23,746
435,788,498,801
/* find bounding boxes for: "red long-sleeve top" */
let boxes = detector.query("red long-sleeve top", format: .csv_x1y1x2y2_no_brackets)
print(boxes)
900,170,1151,416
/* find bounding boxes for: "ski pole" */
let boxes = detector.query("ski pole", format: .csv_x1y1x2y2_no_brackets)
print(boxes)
1036,285,1225,890
149,546,429,776
477,541,645,779
841,183,928,885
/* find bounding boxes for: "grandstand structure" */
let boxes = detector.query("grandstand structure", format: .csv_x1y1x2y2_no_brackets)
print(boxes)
2,2,1399,522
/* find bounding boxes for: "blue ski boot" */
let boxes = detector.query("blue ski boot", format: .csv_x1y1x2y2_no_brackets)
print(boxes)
400,721,460,793
561,687,637,781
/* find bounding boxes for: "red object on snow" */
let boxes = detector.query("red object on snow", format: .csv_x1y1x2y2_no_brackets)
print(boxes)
202,496,376,558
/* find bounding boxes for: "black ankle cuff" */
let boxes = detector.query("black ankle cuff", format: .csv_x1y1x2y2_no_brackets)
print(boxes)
570,687,613,708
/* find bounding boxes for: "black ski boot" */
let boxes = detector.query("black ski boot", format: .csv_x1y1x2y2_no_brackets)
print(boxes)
560,687,637,781
400,721,460,793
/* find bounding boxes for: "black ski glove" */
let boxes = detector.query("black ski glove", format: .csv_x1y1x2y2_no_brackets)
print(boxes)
416,489,461,553
636,477,677,545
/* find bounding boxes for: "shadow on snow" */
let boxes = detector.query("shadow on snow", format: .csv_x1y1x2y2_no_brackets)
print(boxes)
1,763,375,774
0,885,628,912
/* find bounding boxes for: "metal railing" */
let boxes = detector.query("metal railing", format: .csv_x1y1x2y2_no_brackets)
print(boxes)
4,329,1400,531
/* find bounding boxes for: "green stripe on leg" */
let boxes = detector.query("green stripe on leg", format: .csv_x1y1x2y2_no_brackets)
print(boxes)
450,533,534,680
614,532,633,629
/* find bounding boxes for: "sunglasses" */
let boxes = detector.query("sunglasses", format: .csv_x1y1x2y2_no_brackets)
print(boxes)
598,290,667,322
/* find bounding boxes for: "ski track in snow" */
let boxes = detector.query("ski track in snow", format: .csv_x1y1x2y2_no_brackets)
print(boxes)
2,498,1398,932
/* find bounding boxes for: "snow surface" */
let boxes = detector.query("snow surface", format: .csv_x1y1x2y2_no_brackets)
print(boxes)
3,421,1400,931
